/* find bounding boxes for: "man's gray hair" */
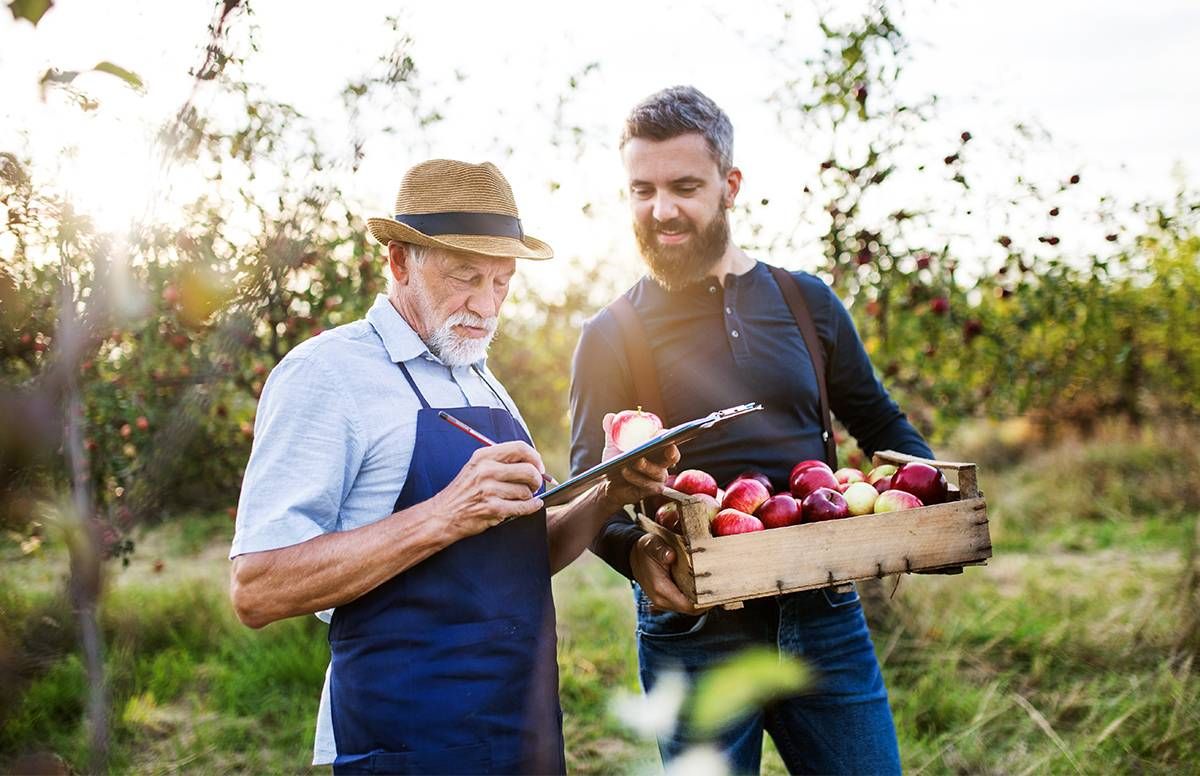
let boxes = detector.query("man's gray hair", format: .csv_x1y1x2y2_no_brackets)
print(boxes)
386,242,433,294
620,85,734,173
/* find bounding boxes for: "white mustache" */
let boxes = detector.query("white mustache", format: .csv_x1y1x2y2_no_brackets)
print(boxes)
443,310,498,334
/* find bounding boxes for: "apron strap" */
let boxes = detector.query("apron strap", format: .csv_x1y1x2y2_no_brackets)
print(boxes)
471,365,513,415
396,362,432,409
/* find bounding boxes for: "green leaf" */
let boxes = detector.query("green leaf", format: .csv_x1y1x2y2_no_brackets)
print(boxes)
92,61,144,91
9,0,52,25
689,647,811,736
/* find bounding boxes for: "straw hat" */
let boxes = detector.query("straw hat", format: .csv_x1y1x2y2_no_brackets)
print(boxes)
367,159,553,260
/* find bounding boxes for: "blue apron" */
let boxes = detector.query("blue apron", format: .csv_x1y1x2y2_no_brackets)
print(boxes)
329,362,565,775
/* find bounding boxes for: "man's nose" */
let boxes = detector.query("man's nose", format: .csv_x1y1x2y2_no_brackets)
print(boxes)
466,286,499,320
651,193,679,223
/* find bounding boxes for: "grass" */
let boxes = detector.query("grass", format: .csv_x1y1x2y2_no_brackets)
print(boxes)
2,425,1198,773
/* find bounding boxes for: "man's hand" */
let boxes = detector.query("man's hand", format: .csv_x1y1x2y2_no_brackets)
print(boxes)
432,441,546,540
629,533,708,615
597,412,680,511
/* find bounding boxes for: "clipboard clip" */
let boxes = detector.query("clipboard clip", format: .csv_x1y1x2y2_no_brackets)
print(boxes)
697,402,763,428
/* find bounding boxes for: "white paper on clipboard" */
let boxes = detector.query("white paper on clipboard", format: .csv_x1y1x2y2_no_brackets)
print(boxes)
541,402,764,507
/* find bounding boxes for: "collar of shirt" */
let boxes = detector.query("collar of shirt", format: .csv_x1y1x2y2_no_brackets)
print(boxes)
364,294,486,369
639,259,767,307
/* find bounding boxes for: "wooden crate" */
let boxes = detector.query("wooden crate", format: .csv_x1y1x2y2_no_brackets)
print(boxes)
634,450,992,609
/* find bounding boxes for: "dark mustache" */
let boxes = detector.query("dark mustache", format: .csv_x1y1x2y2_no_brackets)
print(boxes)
653,219,691,233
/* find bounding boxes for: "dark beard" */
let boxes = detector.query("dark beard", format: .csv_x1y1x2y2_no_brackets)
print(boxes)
634,209,729,292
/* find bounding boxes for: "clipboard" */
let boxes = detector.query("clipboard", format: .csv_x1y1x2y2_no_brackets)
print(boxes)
542,402,764,507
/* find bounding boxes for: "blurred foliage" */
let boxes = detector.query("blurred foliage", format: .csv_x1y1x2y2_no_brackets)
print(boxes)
687,647,810,738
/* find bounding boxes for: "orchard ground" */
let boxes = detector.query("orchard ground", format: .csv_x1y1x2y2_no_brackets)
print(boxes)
1,421,1198,774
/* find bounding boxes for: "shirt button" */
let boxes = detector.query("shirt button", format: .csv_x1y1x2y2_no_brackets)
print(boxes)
708,285,718,294
731,329,740,338
725,306,732,314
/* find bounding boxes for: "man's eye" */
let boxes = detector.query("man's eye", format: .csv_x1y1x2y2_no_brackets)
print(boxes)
631,187,652,198
676,185,699,195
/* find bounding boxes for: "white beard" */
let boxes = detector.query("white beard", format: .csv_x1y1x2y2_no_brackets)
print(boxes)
412,282,499,366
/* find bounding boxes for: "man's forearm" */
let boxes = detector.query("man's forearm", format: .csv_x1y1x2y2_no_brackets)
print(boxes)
546,487,627,575
230,499,451,628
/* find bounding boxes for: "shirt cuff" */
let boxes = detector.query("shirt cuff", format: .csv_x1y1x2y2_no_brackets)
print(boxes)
589,512,646,580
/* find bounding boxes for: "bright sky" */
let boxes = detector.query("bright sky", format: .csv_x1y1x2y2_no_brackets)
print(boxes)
3,0,1198,289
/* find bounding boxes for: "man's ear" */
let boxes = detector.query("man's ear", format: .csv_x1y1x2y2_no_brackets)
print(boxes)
388,241,414,287
723,167,743,209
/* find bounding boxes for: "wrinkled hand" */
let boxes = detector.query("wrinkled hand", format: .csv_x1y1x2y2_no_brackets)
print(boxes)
630,533,708,615
597,412,680,511
433,441,546,541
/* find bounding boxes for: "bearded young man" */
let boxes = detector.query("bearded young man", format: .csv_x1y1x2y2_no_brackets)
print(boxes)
229,159,677,775
569,86,934,774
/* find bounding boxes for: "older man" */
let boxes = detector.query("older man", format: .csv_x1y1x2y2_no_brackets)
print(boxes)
230,159,676,775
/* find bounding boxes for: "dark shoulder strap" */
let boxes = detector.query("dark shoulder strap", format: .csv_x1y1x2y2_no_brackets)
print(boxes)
767,265,837,467
608,294,666,420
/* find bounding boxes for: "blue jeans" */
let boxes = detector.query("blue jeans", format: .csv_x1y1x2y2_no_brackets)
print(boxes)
635,584,901,775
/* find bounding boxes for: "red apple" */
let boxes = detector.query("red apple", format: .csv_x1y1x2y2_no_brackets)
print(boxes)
833,467,865,486
731,470,774,495
722,477,771,515
872,476,893,494
874,489,923,513
866,464,897,485
692,493,721,522
789,459,832,482
891,462,949,505
842,482,879,516
801,487,850,522
674,469,718,498
610,408,663,452
135,416,150,432
789,466,839,500
711,508,765,536
756,494,802,529
655,502,681,533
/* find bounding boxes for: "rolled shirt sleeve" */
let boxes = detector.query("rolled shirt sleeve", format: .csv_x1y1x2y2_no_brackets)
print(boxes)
230,352,365,558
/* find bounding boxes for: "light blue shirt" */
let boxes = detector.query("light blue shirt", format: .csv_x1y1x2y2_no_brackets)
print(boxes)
230,294,531,765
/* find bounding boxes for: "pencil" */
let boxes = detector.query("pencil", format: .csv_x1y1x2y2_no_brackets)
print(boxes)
437,410,557,487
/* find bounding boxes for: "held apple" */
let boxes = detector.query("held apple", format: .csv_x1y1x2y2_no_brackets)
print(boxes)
789,466,839,500
874,489,924,513
609,407,664,452
756,494,802,529
711,508,765,536
722,477,772,515
789,459,833,482
674,469,718,498
891,462,949,505
800,487,851,522
731,470,774,495
841,482,879,516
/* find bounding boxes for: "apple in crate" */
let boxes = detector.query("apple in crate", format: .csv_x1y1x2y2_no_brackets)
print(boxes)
874,490,923,513
731,470,774,495
674,469,718,498
790,466,839,500
756,494,802,529
722,477,771,515
610,408,663,452
833,468,866,487
842,481,879,516
891,462,949,505
866,464,897,485
654,502,681,533
789,459,832,481
711,508,765,536
800,487,850,522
